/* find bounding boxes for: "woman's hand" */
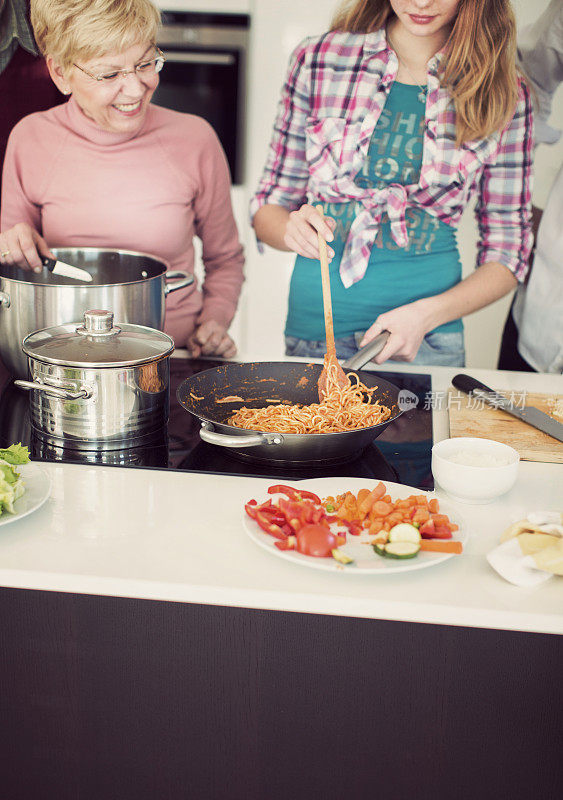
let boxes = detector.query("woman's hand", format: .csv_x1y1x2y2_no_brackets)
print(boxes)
360,301,434,364
187,320,237,359
0,223,53,273
284,204,336,261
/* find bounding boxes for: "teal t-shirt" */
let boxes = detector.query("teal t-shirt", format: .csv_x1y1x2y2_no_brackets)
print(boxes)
286,81,463,340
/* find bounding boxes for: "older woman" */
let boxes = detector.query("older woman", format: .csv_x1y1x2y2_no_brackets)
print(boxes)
0,0,244,358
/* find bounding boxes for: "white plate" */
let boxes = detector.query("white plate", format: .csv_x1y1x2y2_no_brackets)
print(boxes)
0,462,52,527
243,477,467,574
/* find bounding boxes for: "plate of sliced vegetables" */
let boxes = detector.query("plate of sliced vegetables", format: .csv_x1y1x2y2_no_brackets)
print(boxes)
242,477,467,574
0,444,51,527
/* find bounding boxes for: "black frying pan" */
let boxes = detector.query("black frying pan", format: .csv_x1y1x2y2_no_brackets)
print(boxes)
176,335,403,465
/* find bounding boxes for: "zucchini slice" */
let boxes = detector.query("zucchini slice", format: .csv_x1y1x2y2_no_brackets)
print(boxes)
332,548,354,565
372,542,388,558
388,523,421,544
385,541,420,559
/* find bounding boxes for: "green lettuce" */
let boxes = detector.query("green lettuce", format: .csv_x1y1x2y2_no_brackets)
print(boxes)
0,444,29,516
0,443,30,465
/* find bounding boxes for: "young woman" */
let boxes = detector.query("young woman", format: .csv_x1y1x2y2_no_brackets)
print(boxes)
251,0,533,366
0,0,244,358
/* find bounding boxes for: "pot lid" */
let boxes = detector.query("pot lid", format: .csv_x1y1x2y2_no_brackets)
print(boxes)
21,310,175,368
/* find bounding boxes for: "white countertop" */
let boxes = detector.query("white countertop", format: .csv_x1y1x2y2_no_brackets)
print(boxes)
1,354,562,635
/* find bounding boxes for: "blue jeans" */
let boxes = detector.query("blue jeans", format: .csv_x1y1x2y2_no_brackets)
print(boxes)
285,330,466,367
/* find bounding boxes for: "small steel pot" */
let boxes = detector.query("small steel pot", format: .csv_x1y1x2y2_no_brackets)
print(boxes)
0,247,193,378
15,310,175,450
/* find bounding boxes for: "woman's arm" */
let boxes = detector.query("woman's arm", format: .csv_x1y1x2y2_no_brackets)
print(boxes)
361,261,517,363
249,39,314,235
0,125,54,271
189,121,245,357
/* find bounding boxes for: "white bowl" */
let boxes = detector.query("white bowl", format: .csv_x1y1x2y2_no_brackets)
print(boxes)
431,437,520,504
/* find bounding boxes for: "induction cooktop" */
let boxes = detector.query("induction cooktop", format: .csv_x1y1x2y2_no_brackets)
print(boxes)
0,357,434,489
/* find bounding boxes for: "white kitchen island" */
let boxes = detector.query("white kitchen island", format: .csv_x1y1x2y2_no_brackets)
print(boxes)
1,356,561,634
1,355,561,800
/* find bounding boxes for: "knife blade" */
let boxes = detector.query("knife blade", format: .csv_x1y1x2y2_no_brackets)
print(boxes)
452,374,563,443
42,256,93,282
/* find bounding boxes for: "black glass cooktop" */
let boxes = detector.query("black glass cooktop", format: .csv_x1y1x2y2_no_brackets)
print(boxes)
0,358,434,489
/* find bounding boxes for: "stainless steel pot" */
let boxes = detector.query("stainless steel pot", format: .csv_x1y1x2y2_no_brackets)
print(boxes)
0,247,193,378
14,310,175,450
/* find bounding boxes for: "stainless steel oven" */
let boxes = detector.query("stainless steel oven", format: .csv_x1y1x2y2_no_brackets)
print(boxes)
154,11,249,184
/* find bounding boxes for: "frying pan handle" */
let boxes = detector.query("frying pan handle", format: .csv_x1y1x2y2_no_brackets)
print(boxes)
199,422,284,448
343,331,390,370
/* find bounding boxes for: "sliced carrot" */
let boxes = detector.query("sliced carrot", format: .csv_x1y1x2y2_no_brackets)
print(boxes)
415,495,428,506
372,501,393,517
357,488,370,507
412,509,430,525
420,540,463,554
448,523,459,532
381,494,391,504
368,518,385,535
428,498,439,513
358,481,386,517
344,491,356,508
395,499,411,509
386,512,403,526
431,514,450,526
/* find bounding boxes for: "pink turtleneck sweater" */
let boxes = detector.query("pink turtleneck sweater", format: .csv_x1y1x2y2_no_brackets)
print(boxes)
0,97,244,346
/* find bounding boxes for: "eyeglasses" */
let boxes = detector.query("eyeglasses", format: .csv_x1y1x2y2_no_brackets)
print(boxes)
73,47,165,83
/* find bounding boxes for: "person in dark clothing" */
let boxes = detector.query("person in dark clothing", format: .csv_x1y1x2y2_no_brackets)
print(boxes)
0,0,64,384
0,0,64,201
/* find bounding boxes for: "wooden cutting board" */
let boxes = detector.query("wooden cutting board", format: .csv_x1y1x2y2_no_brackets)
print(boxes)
447,388,563,463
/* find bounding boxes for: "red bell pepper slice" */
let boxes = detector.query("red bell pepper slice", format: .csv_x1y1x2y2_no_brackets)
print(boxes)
419,519,452,540
275,537,296,551
267,484,322,504
429,524,453,540
255,510,288,540
276,498,326,533
245,499,279,520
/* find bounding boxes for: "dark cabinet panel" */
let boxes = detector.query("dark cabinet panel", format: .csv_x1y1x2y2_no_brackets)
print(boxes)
0,588,561,800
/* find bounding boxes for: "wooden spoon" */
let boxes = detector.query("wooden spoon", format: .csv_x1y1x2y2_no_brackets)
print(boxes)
315,205,350,401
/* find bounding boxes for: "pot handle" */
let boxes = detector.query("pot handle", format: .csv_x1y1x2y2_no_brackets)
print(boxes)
199,421,284,448
164,271,195,295
0,291,10,308
14,379,92,400
342,331,390,371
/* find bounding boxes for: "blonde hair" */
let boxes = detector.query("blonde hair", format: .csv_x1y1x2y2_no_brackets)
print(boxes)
331,0,519,145
30,0,161,71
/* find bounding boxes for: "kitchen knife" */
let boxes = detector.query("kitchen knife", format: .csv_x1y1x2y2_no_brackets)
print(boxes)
452,374,563,443
42,256,93,282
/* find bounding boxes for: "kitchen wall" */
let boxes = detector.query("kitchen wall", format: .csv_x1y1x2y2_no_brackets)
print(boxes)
156,1,562,366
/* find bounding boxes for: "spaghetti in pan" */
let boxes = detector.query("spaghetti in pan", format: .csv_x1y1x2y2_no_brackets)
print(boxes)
227,362,392,434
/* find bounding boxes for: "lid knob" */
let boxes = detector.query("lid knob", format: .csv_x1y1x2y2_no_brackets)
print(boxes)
76,310,121,337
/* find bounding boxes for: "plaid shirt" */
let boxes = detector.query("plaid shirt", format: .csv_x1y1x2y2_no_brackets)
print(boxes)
0,0,37,75
250,29,534,289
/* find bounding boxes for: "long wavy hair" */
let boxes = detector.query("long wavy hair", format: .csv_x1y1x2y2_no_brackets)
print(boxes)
331,0,519,145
